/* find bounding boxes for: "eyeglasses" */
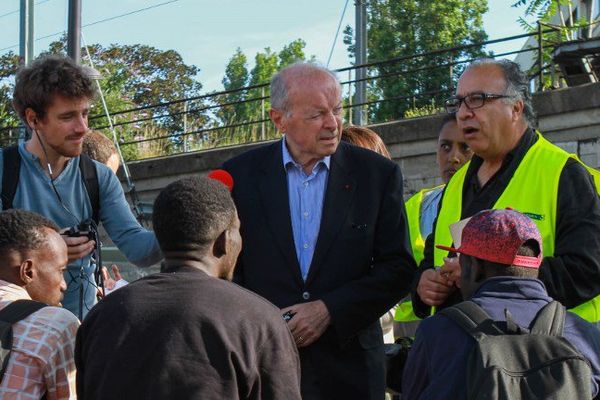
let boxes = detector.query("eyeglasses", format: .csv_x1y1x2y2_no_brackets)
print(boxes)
444,92,513,113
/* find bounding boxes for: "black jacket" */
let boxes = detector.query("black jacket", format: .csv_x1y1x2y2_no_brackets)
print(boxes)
414,129,600,317
224,140,416,399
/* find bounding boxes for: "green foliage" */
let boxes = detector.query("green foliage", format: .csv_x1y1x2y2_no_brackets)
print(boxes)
250,47,279,87
0,52,20,124
0,52,22,145
279,39,308,67
36,38,206,160
214,39,315,146
344,0,489,123
403,104,445,119
512,0,587,89
217,48,251,144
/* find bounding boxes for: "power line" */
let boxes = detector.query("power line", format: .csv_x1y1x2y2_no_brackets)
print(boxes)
0,0,52,20
0,0,179,53
327,0,350,67
83,0,179,28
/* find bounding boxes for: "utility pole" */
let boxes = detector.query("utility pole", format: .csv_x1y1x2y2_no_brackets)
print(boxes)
19,0,34,65
19,0,34,141
353,0,367,125
67,0,81,63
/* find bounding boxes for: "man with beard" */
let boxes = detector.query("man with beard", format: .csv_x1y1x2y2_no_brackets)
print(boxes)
1,55,162,318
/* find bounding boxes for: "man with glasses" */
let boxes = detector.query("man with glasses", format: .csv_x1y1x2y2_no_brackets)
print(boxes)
411,59,600,328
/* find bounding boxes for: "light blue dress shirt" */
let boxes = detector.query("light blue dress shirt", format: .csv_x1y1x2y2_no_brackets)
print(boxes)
419,186,444,240
282,138,330,281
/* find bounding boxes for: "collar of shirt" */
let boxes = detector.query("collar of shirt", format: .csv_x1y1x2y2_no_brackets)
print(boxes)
461,127,537,218
18,142,77,182
466,127,536,192
281,136,331,175
0,280,31,303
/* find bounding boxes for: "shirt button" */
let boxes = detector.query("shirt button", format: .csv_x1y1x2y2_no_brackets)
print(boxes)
303,243,309,249
303,211,309,218
302,291,310,300
303,182,309,187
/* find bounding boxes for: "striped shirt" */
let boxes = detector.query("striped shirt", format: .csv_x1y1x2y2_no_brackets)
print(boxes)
0,281,79,400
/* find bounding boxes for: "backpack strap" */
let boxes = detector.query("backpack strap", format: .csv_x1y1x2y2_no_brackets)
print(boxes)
505,308,529,334
530,301,566,336
2,148,100,225
78,154,100,225
0,299,47,325
439,301,505,341
1,145,21,210
0,300,47,379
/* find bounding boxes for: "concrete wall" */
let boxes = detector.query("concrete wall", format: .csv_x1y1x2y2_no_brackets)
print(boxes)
122,81,600,204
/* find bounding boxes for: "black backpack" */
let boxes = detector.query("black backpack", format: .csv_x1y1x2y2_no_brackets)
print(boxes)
1,145,100,224
440,300,593,400
0,300,47,381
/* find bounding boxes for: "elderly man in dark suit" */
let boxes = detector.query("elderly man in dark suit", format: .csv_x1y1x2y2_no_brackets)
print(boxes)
223,63,416,399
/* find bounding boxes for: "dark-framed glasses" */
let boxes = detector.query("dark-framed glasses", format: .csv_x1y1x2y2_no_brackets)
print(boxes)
444,92,513,113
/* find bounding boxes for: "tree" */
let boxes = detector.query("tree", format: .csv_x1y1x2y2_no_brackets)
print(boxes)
0,52,21,145
215,40,314,146
217,48,251,145
278,39,309,67
512,0,577,35
344,0,489,122
249,48,279,141
38,38,206,159
512,0,589,89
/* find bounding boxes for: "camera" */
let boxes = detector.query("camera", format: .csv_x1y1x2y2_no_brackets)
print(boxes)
64,220,97,242
62,219,103,319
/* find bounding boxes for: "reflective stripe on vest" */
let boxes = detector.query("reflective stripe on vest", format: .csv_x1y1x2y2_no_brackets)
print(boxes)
394,299,420,323
405,187,443,265
434,132,600,323
395,186,444,326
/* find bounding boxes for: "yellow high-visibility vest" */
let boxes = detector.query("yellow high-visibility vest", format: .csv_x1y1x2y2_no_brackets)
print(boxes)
394,186,444,326
434,132,600,323
405,186,444,265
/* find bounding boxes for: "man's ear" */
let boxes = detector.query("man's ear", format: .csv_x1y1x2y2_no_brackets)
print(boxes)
24,108,39,130
213,229,228,258
512,99,525,122
269,108,285,133
19,259,35,285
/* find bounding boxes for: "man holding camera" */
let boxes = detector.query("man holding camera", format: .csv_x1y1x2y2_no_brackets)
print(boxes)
0,55,162,318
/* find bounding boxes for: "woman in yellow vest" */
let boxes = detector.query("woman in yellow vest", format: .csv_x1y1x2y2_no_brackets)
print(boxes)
395,114,473,337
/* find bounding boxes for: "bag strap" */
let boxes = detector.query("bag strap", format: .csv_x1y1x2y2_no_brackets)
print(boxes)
0,299,47,325
1,145,21,211
530,301,565,336
2,147,100,225
0,300,47,385
439,301,505,341
79,154,100,225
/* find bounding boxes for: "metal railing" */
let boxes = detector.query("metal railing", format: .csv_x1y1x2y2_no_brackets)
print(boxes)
1,27,593,159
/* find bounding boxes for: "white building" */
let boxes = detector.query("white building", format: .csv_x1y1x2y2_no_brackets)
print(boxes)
514,0,600,86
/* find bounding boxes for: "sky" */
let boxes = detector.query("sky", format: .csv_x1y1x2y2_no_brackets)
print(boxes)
0,0,531,92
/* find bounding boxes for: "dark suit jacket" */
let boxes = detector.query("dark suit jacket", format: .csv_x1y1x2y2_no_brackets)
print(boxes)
223,140,416,399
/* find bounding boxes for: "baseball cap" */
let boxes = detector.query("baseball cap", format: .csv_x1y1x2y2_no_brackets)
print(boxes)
435,209,542,268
